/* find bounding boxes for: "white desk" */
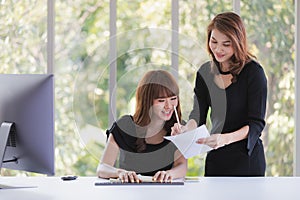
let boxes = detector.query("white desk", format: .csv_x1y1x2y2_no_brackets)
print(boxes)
0,176,299,200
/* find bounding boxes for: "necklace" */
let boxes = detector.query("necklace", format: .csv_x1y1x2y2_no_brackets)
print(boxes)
217,64,231,75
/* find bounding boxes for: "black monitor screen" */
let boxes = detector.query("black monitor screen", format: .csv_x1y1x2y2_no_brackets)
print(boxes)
0,74,54,175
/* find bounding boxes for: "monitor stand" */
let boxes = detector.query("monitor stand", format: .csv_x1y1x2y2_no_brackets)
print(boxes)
0,122,18,169
0,122,38,189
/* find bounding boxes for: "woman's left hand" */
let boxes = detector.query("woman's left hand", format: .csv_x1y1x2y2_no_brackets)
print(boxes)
153,171,172,182
196,134,226,149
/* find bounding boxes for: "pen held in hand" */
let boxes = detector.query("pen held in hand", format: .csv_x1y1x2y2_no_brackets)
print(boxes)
173,105,180,125
173,105,181,127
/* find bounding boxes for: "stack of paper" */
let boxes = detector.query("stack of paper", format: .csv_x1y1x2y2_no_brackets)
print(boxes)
164,125,213,158
137,174,153,182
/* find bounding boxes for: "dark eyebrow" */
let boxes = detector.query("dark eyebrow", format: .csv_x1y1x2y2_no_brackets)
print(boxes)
211,36,231,44
157,95,177,99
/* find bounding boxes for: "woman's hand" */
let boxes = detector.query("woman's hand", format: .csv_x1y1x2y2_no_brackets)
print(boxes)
171,119,198,136
153,171,172,182
171,123,188,135
196,133,226,149
196,126,249,149
118,170,140,183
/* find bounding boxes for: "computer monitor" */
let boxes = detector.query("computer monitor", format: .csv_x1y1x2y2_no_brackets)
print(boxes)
0,74,55,176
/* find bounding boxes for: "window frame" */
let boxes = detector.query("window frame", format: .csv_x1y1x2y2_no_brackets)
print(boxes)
47,0,300,176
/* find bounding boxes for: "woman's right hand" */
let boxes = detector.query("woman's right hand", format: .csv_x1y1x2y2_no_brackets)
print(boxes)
171,123,188,135
118,170,140,183
171,120,198,136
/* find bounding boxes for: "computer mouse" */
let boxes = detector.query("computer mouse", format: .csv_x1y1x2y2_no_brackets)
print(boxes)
61,175,78,181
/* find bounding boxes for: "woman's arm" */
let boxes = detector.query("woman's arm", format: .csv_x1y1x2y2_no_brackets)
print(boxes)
168,150,188,178
246,63,267,155
96,134,141,182
197,125,249,149
96,134,122,178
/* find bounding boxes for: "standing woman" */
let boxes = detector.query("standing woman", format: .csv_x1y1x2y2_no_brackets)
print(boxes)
97,70,187,182
172,12,267,176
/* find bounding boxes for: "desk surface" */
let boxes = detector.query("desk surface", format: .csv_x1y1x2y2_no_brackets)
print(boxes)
0,176,299,200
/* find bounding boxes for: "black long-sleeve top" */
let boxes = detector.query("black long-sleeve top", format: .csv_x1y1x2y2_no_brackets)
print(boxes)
189,60,267,156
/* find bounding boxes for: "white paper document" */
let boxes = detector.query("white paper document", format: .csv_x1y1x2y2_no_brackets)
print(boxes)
164,125,213,159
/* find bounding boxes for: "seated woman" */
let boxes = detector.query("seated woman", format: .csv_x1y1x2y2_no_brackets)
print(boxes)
96,70,187,183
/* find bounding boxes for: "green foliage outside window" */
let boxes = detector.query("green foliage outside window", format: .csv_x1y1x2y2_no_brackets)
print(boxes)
0,0,295,177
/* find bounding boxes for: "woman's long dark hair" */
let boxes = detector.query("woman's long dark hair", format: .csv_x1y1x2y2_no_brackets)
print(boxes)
133,70,182,152
207,11,256,82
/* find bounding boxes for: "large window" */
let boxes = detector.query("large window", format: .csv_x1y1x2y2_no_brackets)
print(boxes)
240,0,295,176
0,0,297,176
0,0,47,74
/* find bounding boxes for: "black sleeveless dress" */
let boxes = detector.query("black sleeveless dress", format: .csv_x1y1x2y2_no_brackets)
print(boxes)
106,115,178,176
